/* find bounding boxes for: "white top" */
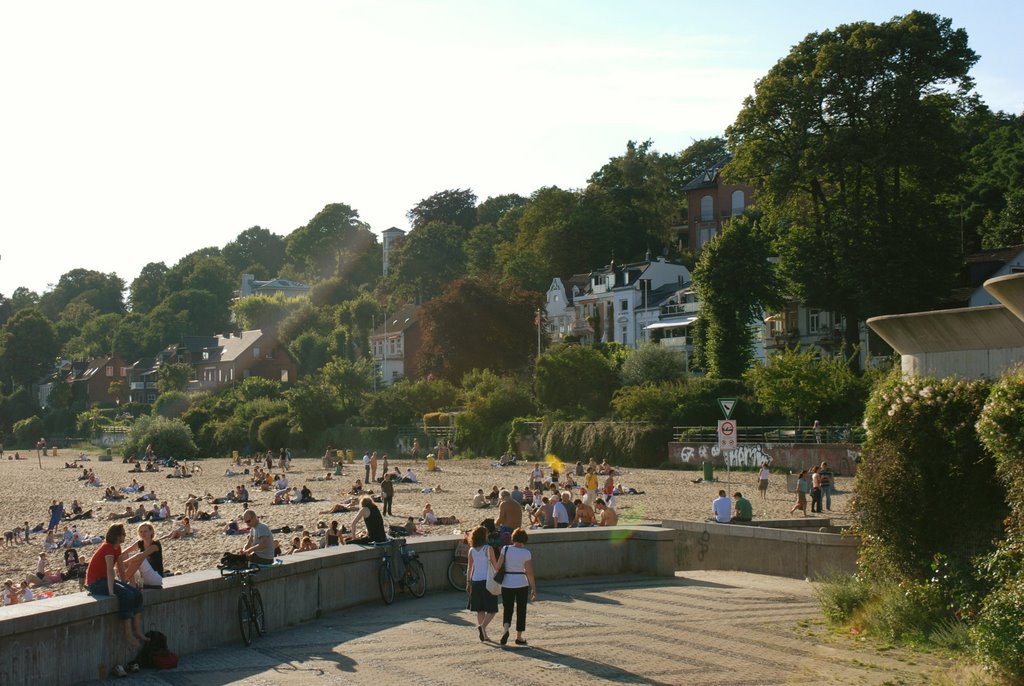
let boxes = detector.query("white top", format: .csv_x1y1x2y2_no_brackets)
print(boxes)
552,501,569,524
469,545,492,582
500,545,532,589
759,467,770,480
712,496,732,523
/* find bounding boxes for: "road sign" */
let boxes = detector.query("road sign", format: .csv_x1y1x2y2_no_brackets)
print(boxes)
718,397,737,419
718,420,738,450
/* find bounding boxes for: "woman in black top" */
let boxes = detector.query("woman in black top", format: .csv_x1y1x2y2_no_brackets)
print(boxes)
326,521,342,547
346,496,387,544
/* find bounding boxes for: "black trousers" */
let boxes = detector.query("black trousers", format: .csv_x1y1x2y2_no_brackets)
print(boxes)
811,487,822,512
501,585,529,632
382,495,393,516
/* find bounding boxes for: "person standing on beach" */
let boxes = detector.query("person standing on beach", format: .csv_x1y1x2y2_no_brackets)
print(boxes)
370,451,378,483
757,463,770,501
790,470,809,516
819,461,835,511
381,473,395,516
362,452,371,484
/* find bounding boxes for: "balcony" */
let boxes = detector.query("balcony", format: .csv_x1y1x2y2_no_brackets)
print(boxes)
765,331,799,349
129,382,158,390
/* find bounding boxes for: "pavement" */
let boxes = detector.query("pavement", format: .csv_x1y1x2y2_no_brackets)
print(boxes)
84,571,954,686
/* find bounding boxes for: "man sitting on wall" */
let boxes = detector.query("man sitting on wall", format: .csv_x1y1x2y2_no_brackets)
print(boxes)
732,492,753,523
711,490,732,523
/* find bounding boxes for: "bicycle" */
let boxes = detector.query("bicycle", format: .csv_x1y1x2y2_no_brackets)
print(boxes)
447,535,469,591
219,565,265,645
373,538,426,604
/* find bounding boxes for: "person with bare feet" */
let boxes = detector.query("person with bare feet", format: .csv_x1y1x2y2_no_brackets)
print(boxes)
85,524,146,649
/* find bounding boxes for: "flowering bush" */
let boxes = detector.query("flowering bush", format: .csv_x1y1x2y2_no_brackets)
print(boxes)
856,374,1003,580
977,366,1024,531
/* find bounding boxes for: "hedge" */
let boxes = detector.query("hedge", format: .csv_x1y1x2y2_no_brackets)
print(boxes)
539,420,672,468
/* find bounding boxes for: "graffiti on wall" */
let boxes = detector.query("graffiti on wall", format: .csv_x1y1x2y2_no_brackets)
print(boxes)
670,442,860,476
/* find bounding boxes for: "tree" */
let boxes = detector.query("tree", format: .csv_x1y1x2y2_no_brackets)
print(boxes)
128,262,169,314
693,214,781,378
981,188,1024,249
962,111,1024,252
727,12,977,364
383,222,469,304
534,344,620,419
285,203,377,283
620,342,687,386
407,188,478,232
0,308,59,390
222,225,286,278
476,193,527,226
38,268,126,320
157,362,193,395
745,346,864,425
414,278,539,383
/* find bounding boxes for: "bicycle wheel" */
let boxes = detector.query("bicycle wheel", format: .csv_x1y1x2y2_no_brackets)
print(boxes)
250,588,266,636
447,559,467,591
378,561,396,605
237,595,255,646
405,559,427,598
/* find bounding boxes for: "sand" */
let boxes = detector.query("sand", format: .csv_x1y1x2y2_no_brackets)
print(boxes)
0,452,854,599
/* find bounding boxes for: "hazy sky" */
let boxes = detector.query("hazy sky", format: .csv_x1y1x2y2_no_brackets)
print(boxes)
1,1,1021,297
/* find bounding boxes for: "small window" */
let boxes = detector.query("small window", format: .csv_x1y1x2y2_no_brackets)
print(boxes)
106,366,113,376
620,300,628,311
252,347,260,358
700,195,714,221
202,351,209,360
731,190,745,215
281,369,289,383
808,309,821,334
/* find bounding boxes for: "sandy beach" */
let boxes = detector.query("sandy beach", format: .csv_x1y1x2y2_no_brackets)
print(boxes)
0,451,854,600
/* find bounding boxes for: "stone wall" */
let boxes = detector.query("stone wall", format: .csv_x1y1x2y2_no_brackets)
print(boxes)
668,442,860,476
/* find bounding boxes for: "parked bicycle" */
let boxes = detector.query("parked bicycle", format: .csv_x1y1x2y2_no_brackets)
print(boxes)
447,534,469,590
373,538,426,604
219,565,265,645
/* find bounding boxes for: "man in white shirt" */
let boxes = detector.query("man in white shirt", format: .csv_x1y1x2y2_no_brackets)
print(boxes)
552,497,570,528
712,490,732,523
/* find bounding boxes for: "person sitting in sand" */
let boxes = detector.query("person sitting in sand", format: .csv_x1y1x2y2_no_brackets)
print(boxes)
108,506,135,521
299,533,317,552
571,499,595,527
401,469,418,483
196,505,220,521
286,536,302,555
350,479,364,495
27,552,50,587
422,503,439,525
2,579,19,605
170,517,192,539
472,489,487,508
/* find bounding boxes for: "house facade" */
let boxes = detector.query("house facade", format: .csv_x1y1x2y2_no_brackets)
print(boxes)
683,155,755,254
369,304,421,386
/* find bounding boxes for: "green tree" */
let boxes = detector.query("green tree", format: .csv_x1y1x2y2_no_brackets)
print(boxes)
407,188,478,232
415,278,539,383
534,344,620,419
285,203,377,282
745,346,863,425
222,225,286,278
122,414,198,459
231,292,304,334
128,262,169,314
383,221,468,304
727,12,977,362
611,382,680,425
38,268,126,320
157,362,193,394
476,193,527,226
981,188,1024,249
0,308,59,389
961,111,1024,252
621,342,686,386
693,214,780,378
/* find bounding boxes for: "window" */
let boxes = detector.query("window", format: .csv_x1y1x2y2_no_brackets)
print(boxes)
700,195,714,221
808,309,821,334
106,366,113,376
621,326,628,343
243,369,251,379
202,351,209,360
252,347,260,358
620,299,628,311
120,367,128,377
697,226,717,250
281,369,289,383
731,190,745,216
553,294,560,302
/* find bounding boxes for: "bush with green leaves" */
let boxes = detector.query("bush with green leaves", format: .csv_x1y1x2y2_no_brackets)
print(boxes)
977,365,1024,530
862,580,948,643
815,574,872,624
856,375,1004,581
12,415,43,446
969,566,1024,680
671,378,766,426
620,342,686,386
534,344,620,419
122,415,198,459
75,408,112,438
455,370,536,456
611,382,680,425
153,391,190,418
540,420,672,467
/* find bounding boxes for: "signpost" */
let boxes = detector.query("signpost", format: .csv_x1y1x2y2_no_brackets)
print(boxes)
717,398,739,492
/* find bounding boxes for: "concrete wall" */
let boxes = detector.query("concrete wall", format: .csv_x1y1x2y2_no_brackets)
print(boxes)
668,442,860,476
0,526,676,685
664,520,859,580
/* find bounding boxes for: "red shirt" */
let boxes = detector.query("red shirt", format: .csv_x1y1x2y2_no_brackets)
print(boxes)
86,542,122,586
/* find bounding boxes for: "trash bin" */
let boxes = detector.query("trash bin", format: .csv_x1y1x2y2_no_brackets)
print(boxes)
786,473,799,493
702,461,714,482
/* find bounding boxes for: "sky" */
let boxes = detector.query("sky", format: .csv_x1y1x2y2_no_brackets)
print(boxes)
1,1,1021,297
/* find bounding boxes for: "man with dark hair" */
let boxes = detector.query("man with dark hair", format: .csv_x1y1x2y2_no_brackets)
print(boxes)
733,492,753,522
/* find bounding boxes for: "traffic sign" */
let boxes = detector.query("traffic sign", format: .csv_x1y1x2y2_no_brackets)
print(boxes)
718,420,738,450
718,397,737,419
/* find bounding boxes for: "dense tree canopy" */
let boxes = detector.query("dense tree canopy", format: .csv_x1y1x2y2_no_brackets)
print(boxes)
728,11,977,358
0,308,59,389
222,225,287,278
38,268,126,320
407,188,478,232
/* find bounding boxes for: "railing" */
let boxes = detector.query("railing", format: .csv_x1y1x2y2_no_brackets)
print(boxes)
673,425,864,444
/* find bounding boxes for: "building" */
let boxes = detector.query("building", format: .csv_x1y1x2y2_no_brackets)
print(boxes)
238,274,310,299
37,355,131,408
545,256,692,349
381,227,407,276
682,155,754,254
369,304,421,386
944,245,1024,308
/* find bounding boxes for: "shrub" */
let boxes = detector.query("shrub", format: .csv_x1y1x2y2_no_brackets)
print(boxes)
856,375,1004,580
611,383,679,425
862,580,948,643
815,574,873,624
977,365,1024,530
257,415,291,450
540,420,672,468
969,572,1024,679
153,391,190,418
12,415,43,446
122,415,198,459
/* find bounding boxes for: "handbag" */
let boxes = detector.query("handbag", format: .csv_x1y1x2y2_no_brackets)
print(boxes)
485,562,502,596
493,545,508,584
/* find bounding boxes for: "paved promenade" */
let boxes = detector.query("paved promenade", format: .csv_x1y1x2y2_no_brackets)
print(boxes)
85,572,951,685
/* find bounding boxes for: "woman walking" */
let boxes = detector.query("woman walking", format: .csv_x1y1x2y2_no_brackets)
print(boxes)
790,470,810,517
465,525,499,642
85,524,146,649
496,528,537,646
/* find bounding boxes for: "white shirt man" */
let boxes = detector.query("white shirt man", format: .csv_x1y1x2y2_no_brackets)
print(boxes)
712,490,732,523
552,499,570,528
